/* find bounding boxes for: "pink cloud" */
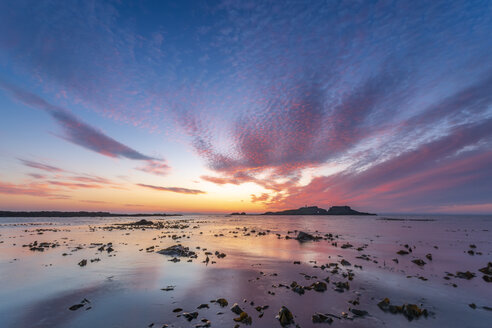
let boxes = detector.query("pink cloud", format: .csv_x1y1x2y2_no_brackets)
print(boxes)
137,183,205,195
136,160,170,176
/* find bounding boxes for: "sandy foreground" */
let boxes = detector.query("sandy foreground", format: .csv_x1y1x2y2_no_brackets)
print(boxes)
0,215,491,327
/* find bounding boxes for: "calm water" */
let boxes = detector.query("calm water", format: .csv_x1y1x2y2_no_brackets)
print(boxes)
0,214,491,327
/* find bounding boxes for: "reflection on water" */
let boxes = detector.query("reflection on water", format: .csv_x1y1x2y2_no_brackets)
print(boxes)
0,215,491,327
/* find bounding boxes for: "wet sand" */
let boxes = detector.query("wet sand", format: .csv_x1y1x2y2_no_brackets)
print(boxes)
0,215,491,327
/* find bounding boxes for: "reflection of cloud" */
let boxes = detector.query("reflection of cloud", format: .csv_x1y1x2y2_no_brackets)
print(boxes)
137,183,205,195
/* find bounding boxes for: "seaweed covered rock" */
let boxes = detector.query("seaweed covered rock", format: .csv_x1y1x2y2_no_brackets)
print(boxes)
295,231,315,242
157,244,196,257
276,306,295,326
233,311,252,325
378,298,429,321
312,312,333,323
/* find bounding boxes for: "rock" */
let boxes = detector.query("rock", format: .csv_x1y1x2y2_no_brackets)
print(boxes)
469,303,477,309
340,259,351,266
172,308,183,312
78,259,87,267
216,298,228,307
132,219,154,225
157,244,196,257
425,254,432,261
351,308,368,316
276,306,294,326
334,281,349,291
312,312,333,324
402,304,428,321
197,303,209,309
483,275,492,282
296,231,315,242
231,303,243,315
311,281,327,292
290,281,305,295
479,262,492,275
377,298,390,311
397,250,409,255
183,312,198,321
233,311,252,325
456,271,475,280
68,304,84,311
412,259,426,266
377,298,428,321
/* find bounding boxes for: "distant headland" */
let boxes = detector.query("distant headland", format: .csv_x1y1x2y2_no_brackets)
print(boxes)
262,205,376,216
0,211,182,218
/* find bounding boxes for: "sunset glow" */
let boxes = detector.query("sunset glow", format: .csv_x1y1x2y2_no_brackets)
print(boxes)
0,1,491,214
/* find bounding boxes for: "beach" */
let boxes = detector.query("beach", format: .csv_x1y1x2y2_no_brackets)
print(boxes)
0,214,491,328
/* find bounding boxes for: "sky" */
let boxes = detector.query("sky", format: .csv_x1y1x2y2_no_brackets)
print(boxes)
0,0,491,214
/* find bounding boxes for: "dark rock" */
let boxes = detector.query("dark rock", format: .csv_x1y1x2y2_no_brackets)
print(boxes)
311,281,327,292
157,244,196,257
340,259,351,266
377,298,390,311
132,219,154,225
183,312,198,321
231,303,243,315
351,308,368,316
78,259,87,267
233,311,252,325
412,259,426,266
295,231,315,242
377,298,428,321
216,298,228,307
290,281,305,295
68,304,84,311
479,262,492,275
456,271,475,280
312,312,333,324
276,306,294,326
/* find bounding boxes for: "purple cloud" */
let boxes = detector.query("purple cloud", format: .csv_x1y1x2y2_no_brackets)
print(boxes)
137,183,205,195
1,82,156,161
18,159,65,173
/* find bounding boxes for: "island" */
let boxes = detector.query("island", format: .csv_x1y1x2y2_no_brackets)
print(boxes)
0,211,182,217
262,205,376,216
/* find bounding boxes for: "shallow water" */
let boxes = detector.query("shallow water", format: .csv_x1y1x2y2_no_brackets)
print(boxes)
0,214,491,327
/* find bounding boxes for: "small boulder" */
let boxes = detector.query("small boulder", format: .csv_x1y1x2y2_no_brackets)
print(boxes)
276,306,294,326
231,303,243,315
312,312,333,324
296,231,315,242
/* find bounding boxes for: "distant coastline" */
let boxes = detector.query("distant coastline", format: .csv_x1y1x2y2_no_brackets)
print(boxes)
258,205,375,216
0,211,182,218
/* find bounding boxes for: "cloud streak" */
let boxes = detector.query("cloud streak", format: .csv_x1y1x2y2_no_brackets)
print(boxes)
18,159,65,173
0,82,155,161
137,183,205,195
